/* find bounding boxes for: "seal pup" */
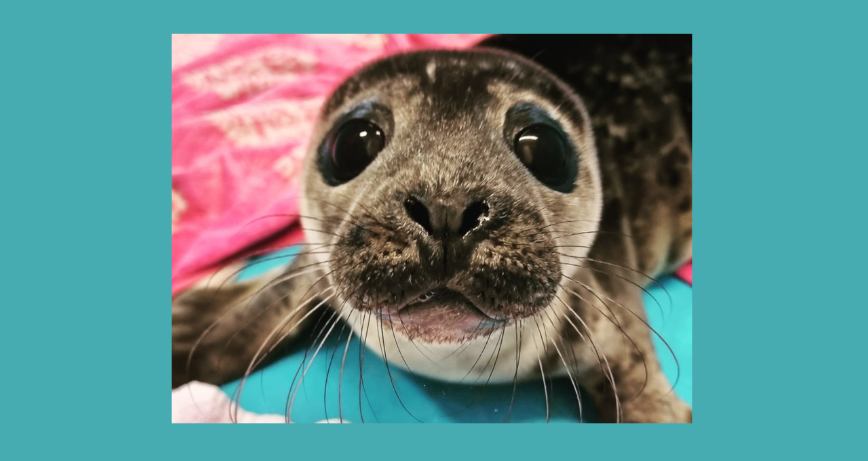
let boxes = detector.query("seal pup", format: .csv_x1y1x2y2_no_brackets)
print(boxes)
172,34,692,423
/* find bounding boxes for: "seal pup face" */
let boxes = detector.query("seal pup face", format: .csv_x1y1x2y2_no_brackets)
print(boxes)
300,49,602,381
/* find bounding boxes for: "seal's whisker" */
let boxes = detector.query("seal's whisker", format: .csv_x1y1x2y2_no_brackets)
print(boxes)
548,227,633,240
567,303,622,423
556,277,627,337
323,311,352,422
479,325,508,386
557,279,652,399
352,314,366,424
570,279,682,394
557,253,674,312
457,324,498,383
230,292,335,423
376,312,423,422
214,268,338,371
283,299,342,421
199,245,334,293
291,288,359,421
284,301,344,420
358,312,373,423
557,260,668,320
245,258,331,302
217,283,333,377
537,354,550,423
531,317,551,423
183,264,331,385
337,310,360,423
289,303,341,395
440,318,489,361
540,306,582,375
292,268,346,349
553,293,622,423
541,307,584,422
504,321,522,423
514,218,603,237
386,314,417,374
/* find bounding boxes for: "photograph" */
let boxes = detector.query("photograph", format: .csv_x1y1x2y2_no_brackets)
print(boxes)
171,34,693,423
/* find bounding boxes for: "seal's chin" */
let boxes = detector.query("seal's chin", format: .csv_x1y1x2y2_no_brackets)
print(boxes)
375,288,508,343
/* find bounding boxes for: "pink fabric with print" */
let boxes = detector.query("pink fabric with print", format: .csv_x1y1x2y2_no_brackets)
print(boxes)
172,35,490,295
171,34,692,295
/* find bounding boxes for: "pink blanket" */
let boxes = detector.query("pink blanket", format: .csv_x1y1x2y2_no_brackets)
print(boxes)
172,34,491,295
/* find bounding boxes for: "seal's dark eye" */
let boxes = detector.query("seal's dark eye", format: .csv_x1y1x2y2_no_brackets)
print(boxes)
514,124,572,190
328,119,385,182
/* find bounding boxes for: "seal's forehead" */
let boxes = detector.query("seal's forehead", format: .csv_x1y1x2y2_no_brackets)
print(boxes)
322,49,573,117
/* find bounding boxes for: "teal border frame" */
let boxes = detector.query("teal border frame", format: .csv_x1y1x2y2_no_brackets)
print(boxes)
5,0,866,458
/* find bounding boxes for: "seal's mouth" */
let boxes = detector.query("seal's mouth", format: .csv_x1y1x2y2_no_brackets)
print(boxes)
375,288,508,342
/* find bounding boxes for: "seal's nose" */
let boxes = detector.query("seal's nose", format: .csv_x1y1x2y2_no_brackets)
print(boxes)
404,195,489,239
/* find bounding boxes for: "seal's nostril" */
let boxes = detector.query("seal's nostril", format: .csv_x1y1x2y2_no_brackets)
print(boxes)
404,197,433,235
458,200,489,237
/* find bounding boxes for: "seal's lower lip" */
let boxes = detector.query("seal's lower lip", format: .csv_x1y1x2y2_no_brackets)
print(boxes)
374,289,507,341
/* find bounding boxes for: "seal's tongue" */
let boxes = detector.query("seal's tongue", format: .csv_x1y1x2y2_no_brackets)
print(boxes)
390,289,505,342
